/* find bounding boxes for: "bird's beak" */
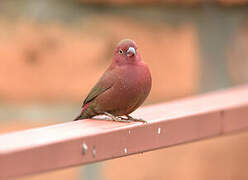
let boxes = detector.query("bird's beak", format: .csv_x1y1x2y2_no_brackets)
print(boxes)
127,47,136,57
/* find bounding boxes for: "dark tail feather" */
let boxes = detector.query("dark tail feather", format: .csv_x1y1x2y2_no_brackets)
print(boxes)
73,114,83,121
73,103,90,121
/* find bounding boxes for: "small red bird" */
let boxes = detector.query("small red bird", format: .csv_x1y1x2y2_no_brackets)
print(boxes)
74,39,152,122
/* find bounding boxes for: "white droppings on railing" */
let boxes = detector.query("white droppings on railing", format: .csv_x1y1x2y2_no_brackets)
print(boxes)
158,127,161,134
92,146,96,158
82,143,88,155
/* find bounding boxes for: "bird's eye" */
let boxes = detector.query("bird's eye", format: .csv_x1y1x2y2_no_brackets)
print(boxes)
119,49,123,54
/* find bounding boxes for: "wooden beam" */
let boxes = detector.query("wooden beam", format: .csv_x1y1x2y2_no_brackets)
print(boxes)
1,85,248,179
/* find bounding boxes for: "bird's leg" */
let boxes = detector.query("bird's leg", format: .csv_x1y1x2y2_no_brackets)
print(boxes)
125,114,147,123
104,112,131,123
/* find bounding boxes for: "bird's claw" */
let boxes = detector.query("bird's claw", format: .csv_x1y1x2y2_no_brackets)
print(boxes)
104,112,147,123
104,112,132,123
121,115,147,123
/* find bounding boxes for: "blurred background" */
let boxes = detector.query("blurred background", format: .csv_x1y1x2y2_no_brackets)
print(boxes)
0,0,248,179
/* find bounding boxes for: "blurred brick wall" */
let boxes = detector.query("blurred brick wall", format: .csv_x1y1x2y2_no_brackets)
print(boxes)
0,16,199,104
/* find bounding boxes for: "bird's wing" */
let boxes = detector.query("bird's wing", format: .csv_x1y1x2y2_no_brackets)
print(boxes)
82,71,115,107
82,83,112,106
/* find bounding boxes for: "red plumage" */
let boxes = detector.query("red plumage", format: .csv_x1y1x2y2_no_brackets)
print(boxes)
74,39,152,122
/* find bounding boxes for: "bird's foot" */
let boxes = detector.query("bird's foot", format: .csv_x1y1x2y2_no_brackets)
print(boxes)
104,112,131,123
122,115,147,123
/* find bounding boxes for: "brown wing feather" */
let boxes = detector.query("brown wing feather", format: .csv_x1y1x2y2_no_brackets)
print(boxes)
82,83,112,106
82,69,115,107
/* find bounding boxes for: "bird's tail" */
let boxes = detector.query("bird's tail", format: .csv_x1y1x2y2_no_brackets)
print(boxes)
73,113,83,121
73,103,90,121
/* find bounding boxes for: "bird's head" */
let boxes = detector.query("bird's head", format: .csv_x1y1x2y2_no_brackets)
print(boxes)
113,39,140,65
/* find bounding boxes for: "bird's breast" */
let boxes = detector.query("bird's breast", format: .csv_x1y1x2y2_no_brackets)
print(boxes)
117,64,150,94
112,64,151,110
95,63,151,116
